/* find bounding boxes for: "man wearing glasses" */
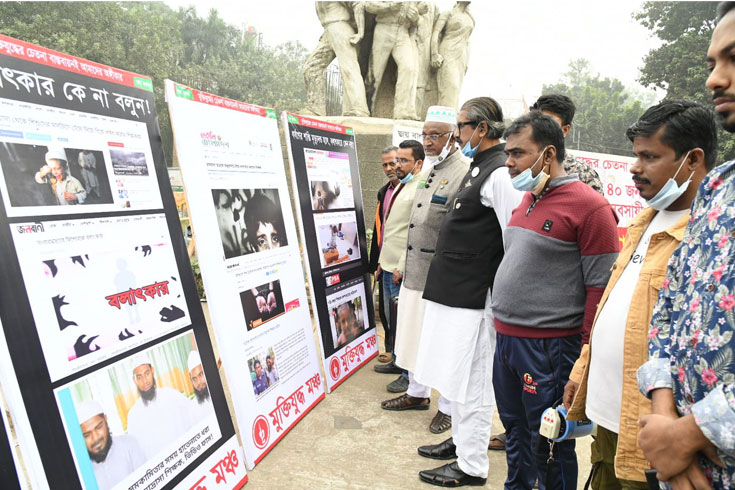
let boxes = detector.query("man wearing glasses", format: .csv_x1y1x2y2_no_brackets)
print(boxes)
381,107,469,437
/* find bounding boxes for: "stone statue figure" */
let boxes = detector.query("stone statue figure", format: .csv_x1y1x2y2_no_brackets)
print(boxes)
414,2,438,116
431,1,474,110
365,2,425,120
303,2,370,117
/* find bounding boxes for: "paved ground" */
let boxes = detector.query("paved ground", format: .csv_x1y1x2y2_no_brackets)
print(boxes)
203,300,594,490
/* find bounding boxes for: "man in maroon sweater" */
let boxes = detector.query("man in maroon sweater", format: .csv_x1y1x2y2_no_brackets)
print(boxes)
491,111,620,490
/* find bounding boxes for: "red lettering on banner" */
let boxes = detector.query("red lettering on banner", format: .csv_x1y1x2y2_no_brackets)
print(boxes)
209,450,239,484
104,280,169,309
268,386,306,433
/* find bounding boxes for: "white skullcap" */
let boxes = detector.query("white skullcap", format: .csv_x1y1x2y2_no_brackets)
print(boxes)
187,350,202,372
425,106,457,125
76,399,104,424
130,352,152,371
45,148,68,164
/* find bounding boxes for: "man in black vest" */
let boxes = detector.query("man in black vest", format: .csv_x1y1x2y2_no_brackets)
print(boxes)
369,146,400,365
413,97,523,487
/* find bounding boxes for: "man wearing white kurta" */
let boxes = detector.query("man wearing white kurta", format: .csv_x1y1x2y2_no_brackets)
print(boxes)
414,97,523,487
382,106,469,436
126,354,196,460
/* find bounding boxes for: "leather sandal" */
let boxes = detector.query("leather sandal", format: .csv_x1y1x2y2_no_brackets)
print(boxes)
377,353,392,363
429,410,452,434
380,394,430,411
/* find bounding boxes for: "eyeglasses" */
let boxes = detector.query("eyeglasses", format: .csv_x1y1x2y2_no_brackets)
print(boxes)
420,131,452,142
456,121,476,130
395,158,414,164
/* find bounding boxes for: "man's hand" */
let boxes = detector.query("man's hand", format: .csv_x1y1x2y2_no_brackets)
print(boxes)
638,414,713,481
392,269,402,284
563,379,579,410
266,292,277,313
39,165,51,178
666,461,712,490
255,295,268,314
376,264,382,279
349,33,362,45
431,53,444,69
63,191,77,203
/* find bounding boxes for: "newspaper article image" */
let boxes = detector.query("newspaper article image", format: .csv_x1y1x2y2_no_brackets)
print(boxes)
315,218,360,268
327,285,367,349
240,279,285,331
56,333,218,490
212,188,287,260
110,149,149,177
248,348,279,398
0,142,113,207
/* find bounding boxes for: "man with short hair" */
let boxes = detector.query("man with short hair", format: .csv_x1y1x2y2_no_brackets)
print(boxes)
35,148,87,205
381,106,469,436
265,354,279,386
531,94,604,195
188,350,213,419
369,146,399,363
414,97,523,487
76,399,145,490
252,359,269,395
634,4,735,488
375,140,425,393
126,354,194,460
491,111,619,490
562,100,717,489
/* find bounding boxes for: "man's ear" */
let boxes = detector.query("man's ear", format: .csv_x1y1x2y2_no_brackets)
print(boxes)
545,146,557,165
687,148,706,172
561,124,571,138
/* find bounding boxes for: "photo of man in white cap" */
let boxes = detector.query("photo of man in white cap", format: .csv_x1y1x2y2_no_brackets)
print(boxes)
125,352,194,460
34,147,87,205
187,350,213,419
76,399,145,490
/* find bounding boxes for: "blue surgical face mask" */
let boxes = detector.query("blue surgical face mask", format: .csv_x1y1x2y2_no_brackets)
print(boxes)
646,150,692,211
461,126,480,158
399,160,418,184
511,146,549,192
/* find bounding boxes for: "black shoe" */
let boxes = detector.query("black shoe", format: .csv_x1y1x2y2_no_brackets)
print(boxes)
418,437,456,460
418,461,486,487
386,375,409,393
374,360,402,374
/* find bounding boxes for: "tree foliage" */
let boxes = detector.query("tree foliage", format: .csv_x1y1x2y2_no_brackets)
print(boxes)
543,59,644,156
0,1,308,164
636,2,735,162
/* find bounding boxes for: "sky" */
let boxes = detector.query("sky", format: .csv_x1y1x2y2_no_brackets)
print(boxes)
163,0,664,117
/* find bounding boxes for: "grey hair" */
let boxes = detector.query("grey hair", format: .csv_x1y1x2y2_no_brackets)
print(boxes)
460,97,505,139
382,146,399,155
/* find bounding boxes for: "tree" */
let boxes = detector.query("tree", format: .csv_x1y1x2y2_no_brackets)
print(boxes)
636,2,735,162
543,59,644,156
0,2,309,164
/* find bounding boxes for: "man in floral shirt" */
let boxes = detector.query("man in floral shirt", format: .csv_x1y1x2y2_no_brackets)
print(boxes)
636,3,735,488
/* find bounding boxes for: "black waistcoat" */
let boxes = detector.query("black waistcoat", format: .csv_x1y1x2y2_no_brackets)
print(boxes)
422,144,506,309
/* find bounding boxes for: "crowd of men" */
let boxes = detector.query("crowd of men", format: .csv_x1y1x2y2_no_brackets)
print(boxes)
369,3,735,488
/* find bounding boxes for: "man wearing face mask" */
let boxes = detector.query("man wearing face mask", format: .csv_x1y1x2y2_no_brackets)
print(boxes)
490,111,619,490
377,139,426,392
381,107,469,436
561,100,716,489
413,97,523,487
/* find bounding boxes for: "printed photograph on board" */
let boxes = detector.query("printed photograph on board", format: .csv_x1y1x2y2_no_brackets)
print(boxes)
315,217,360,269
247,348,279,398
326,283,368,349
212,188,287,259
304,148,354,210
110,149,149,177
0,142,113,207
240,279,285,331
55,333,219,490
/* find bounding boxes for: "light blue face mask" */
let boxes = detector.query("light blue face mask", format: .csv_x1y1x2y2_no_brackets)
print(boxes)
461,126,480,158
646,150,692,211
511,146,549,192
399,160,418,184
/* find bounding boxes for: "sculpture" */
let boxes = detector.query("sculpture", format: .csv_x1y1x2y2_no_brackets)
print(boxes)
431,1,475,111
414,2,438,116
303,2,370,117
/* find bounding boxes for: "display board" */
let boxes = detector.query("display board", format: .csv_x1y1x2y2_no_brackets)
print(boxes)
0,35,246,490
283,113,377,392
572,149,642,242
165,82,325,469
0,379,24,490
